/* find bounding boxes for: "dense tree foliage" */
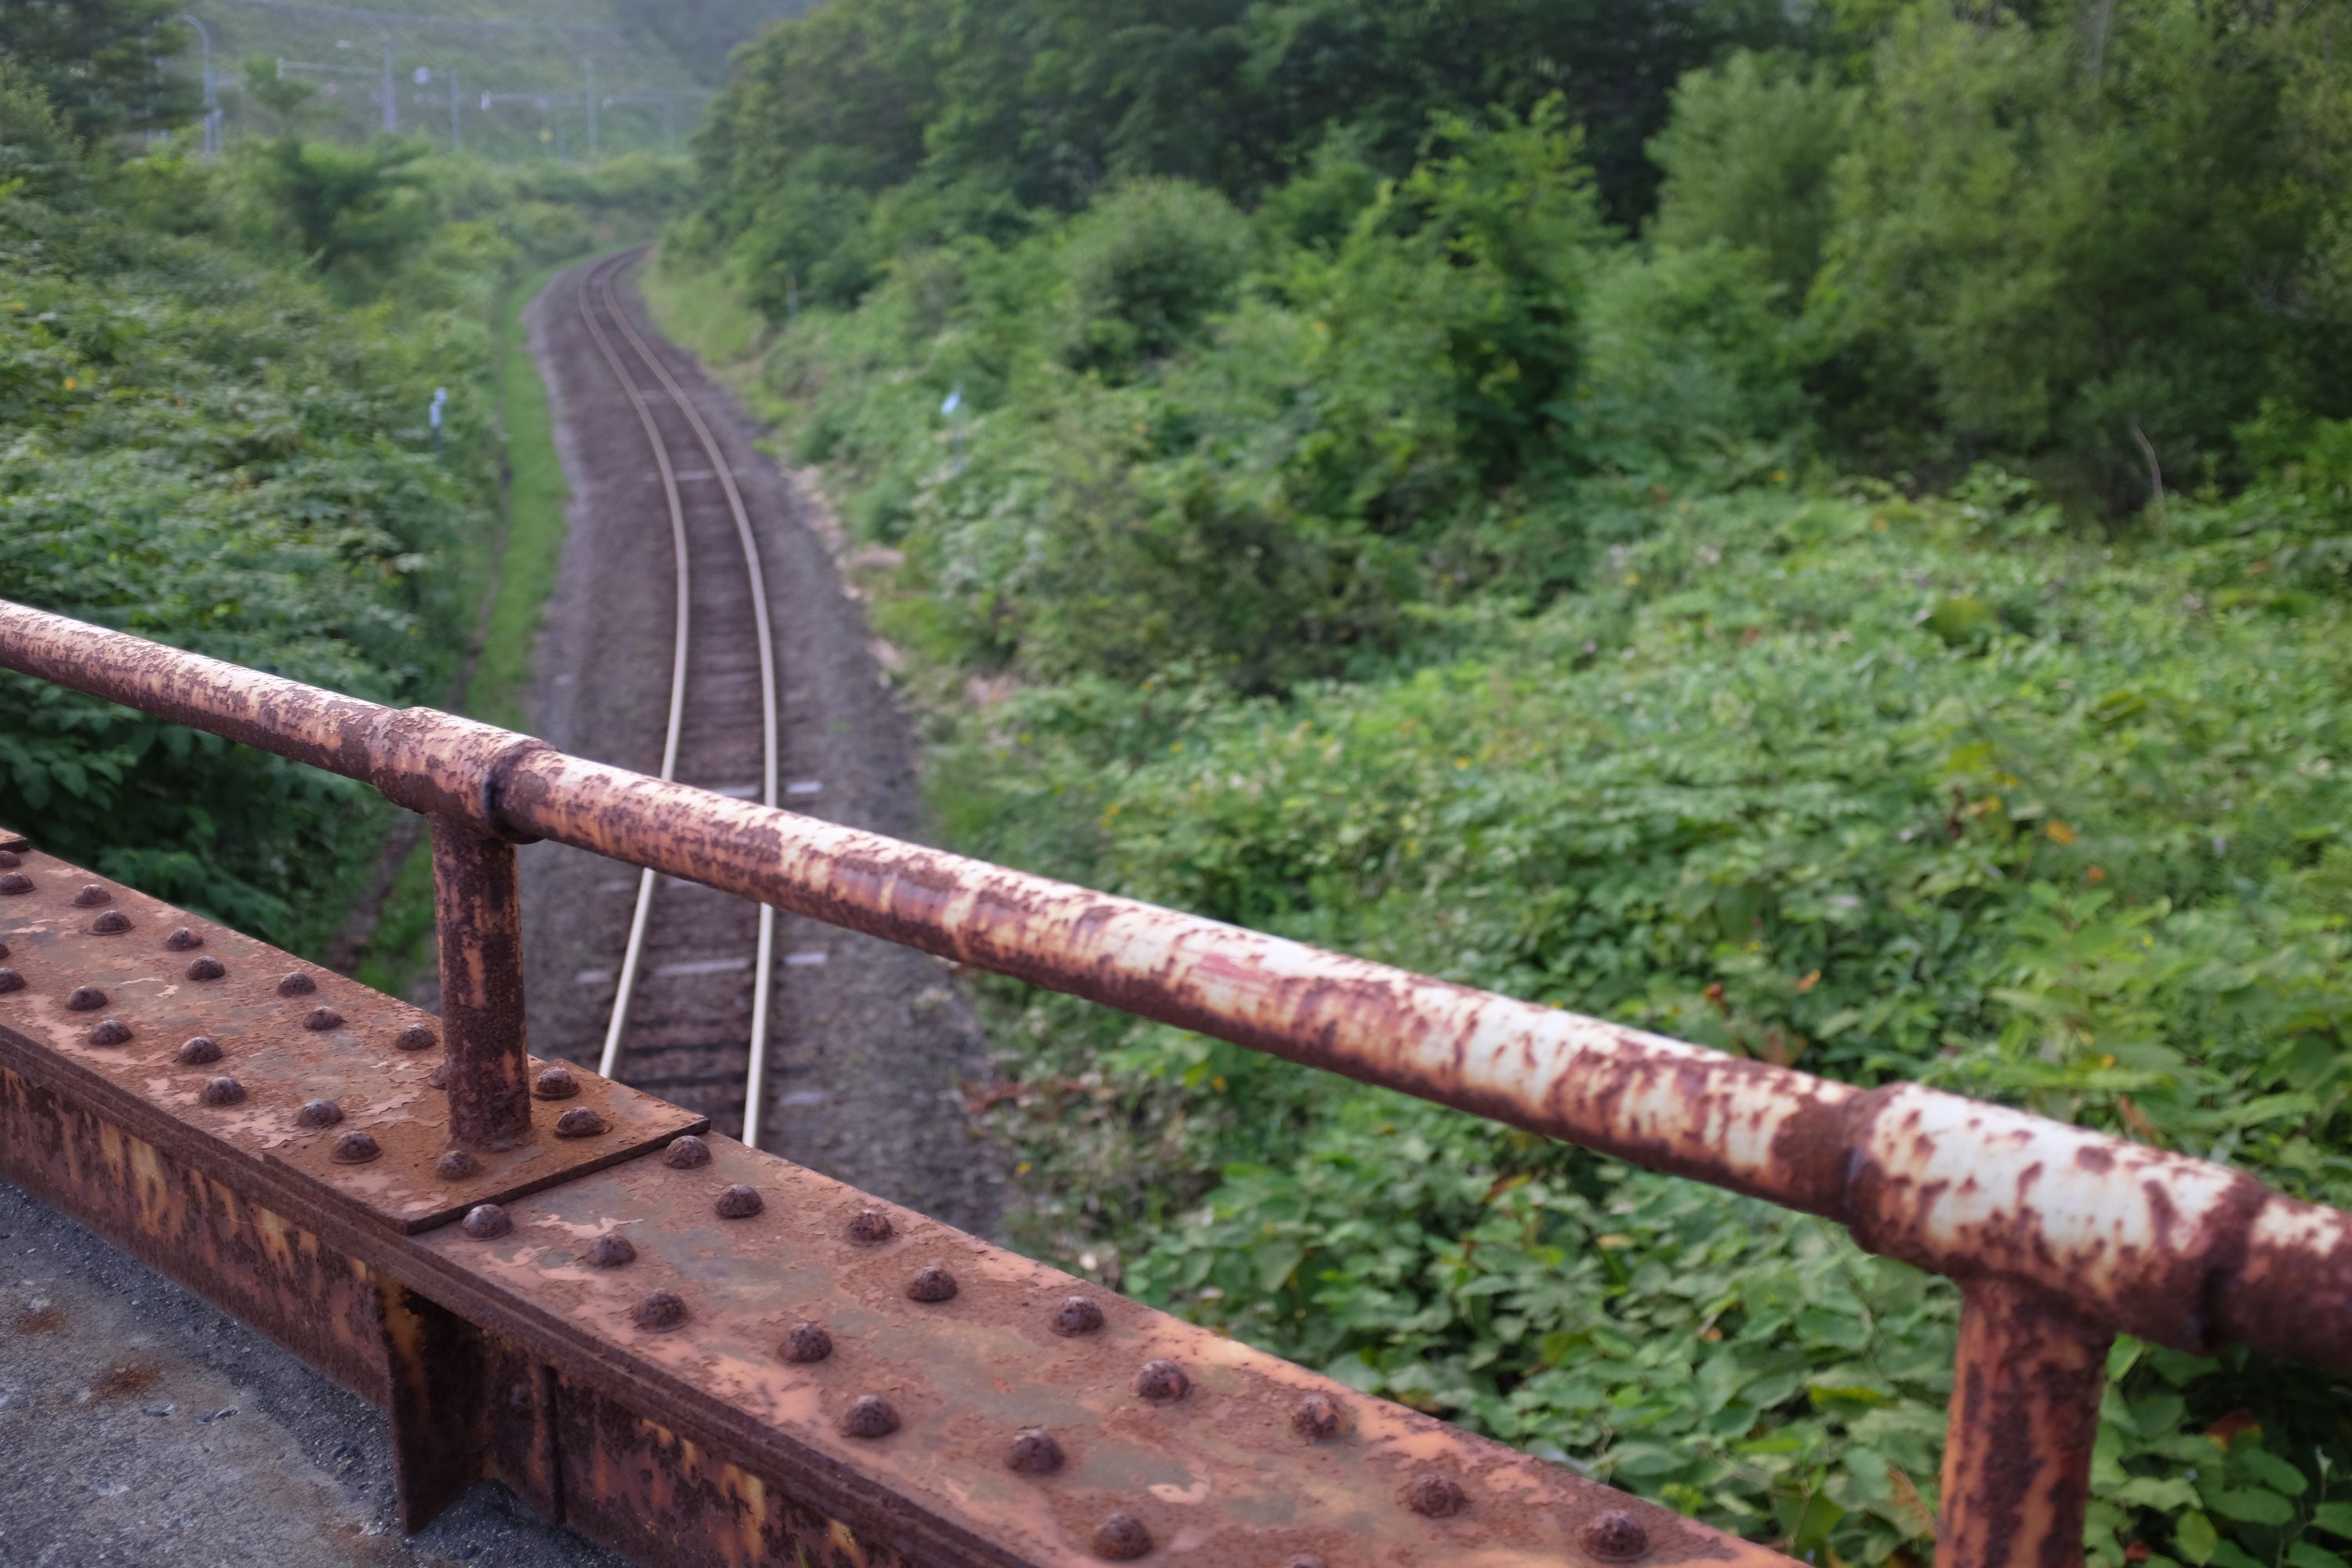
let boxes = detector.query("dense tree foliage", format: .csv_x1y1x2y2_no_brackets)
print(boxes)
0,56,691,944
0,0,198,143
663,0,2352,1561
685,0,1790,310
688,0,2352,505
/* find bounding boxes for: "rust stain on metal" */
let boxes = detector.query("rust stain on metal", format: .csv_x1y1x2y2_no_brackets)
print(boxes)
550,1378,929,1568
429,818,535,1150
0,1059,392,1400
0,843,1789,1566
555,1107,609,1139
1842,1085,2352,1367
1133,1359,1188,1403
1292,1393,1344,1441
1584,1511,1652,1562
484,752,2352,1368
5,601,2350,1369
587,1234,637,1269
1935,1278,2111,1568
0,844,702,1232
414,1133,1778,1567
906,1266,958,1304
377,1279,564,1532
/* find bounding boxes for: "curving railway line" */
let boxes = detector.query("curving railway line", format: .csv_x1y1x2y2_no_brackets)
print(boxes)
568,249,782,1146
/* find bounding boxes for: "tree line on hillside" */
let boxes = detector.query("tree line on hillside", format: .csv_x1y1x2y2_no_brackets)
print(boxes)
684,0,2351,518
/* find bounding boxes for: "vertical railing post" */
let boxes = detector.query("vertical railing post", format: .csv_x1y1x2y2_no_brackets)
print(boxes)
1936,1276,2113,1568
429,815,534,1149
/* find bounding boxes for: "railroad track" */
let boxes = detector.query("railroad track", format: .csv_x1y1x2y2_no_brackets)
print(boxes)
570,249,782,1146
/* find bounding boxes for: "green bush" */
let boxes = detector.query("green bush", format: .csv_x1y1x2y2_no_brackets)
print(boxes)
1811,2,2352,505
249,136,434,287
1646,53,1857,300
0,56,82,201
1576,241,1812,471
1310,97,1613,485
1051,180,1253,375
943,477,2352,1568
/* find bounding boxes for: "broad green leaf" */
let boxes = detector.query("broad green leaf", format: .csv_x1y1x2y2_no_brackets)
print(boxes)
1250,1240,1304,1293
2114,1477,2201,1512
2176,1510,2219,1566
2234,1449,2308,1498
2205,1489,2295,1526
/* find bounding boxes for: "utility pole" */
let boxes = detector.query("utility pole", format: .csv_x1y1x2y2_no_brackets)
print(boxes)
177,13,219,154
584,56,597,158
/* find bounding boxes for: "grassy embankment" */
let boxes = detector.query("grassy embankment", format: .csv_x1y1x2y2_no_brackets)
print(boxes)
641,249,777,412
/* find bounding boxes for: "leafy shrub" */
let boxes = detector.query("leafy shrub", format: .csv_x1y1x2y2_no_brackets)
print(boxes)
1309,97,1613,485
1051,180,1253,375
0,0,197,144
1813,2,2352,505
1646,53,1857,300
938,478,2352,1568
0,56,82,202
1576,241,1812,471
248,136,434,289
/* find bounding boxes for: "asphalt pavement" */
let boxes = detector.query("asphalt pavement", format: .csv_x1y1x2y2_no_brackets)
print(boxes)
0,1177,616,1568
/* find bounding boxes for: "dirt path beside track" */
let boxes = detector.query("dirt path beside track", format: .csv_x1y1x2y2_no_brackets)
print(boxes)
519,254,1003,1239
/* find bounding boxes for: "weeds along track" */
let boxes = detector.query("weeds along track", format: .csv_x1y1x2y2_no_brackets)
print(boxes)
571,249,782,1144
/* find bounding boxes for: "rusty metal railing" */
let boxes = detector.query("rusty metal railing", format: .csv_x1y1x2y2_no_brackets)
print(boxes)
2,596,2349,1568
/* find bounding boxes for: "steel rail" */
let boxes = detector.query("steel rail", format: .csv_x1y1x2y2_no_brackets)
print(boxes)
592,252,784,1150
572,252,694,1091
0,597,2347,1382
568,252,783,1146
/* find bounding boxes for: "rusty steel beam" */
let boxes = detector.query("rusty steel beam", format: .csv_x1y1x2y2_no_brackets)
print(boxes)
0,1056,399,1399
1,840,1782,1567
5,601,2350,1374
1936,1279,2112,1568
430,815,535,1149
0,843,702,1231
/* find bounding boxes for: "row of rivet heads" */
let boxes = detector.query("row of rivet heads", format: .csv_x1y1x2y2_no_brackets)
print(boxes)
453,1134,1657,1566
5,856,1654,1563
0,860,617,1167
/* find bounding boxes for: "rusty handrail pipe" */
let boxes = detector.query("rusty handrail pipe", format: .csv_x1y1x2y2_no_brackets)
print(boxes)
3,597,2347,1377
